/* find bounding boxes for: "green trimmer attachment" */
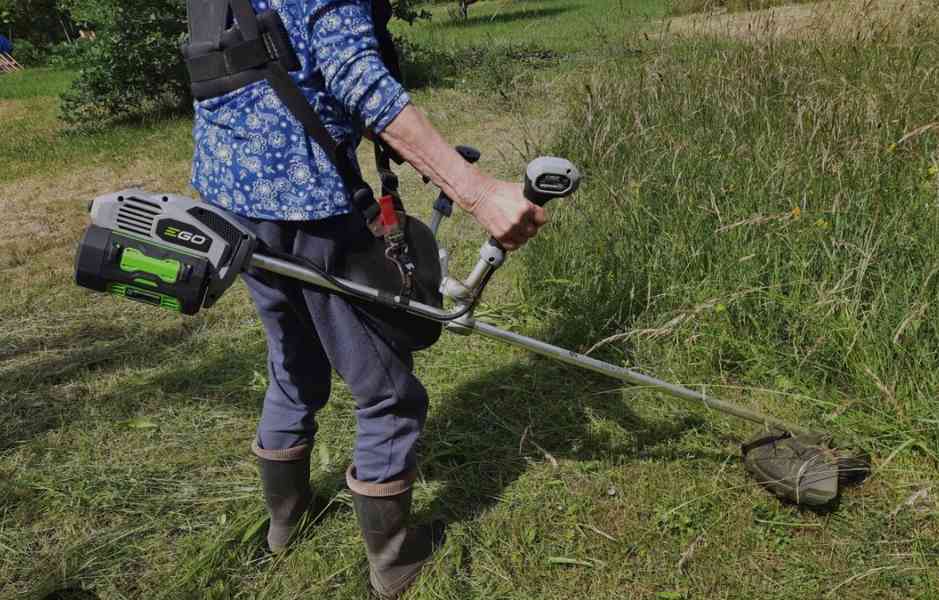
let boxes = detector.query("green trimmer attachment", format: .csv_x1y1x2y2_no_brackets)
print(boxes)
742,431,871,507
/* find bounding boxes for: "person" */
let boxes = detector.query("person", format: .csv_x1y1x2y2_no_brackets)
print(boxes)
0,34,13,56
189,1,546,597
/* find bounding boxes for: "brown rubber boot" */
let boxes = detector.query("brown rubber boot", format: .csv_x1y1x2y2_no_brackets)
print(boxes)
254,442,313,553
347,465,445,599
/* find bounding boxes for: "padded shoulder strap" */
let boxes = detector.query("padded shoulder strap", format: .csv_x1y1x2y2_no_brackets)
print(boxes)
188,0,230,48
228,0,259,39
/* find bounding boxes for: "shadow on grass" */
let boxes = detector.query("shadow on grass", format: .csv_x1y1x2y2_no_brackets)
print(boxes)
4,307,728,597
440,6,574,29
41,589,100,600
419,354,717,525
2,311,719,499
0,314,262,451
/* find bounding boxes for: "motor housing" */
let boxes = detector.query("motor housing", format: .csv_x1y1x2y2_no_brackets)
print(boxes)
75,190,256,315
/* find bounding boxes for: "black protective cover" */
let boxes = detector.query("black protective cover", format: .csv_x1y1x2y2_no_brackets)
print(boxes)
75,225,211,316
335,216,443,352
741,431,839,507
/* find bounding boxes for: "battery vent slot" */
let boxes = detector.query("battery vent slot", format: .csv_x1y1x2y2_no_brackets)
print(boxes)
116,196,161,237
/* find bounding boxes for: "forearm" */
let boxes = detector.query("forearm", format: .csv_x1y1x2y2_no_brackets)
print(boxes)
378,104,491,214
311,1,409,133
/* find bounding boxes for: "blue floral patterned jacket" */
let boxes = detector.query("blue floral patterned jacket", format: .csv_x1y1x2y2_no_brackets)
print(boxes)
191,0,410,221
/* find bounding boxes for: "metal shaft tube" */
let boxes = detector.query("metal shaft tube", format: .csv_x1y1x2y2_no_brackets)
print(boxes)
470,320,814,436
250,252,814,437
249,253,461,320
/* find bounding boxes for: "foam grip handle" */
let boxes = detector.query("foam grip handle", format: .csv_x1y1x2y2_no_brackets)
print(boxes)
486,167,543,250
524,157,581,206
524,174,554,207
487,157,581,250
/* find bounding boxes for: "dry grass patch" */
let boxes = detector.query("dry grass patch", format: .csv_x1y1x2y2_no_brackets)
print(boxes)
665,0,934,42
0,160,192,271
0,99,33,121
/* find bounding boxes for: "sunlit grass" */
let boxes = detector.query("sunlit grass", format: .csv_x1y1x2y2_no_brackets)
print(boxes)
2,1,938,599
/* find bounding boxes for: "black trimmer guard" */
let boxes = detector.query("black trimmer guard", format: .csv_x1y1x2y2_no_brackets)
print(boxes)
742,431,871,507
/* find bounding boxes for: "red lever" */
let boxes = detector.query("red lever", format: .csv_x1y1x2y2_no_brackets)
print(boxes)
379,195,399,228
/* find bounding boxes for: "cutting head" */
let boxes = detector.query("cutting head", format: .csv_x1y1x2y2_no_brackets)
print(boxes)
742,430,870,508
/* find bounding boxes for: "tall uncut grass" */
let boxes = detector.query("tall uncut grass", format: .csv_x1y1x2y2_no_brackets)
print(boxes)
523,6,939,446
668,0,819,16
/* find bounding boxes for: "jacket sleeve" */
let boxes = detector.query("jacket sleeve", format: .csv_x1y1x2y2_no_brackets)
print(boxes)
309,0,410,133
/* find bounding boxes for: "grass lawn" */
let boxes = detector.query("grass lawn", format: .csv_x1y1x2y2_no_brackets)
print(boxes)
392,0,664,53
0,68,193,187
2,1,938,599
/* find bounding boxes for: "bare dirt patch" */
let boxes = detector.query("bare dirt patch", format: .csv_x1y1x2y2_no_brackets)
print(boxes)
664,0,933,42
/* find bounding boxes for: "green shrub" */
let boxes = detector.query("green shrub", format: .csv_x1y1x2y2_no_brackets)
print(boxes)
0,0,74,47
46,40,97,68
3,39,93,67
523,22,939,434
392,0,433,23
60,0,189,128
9,39,45,65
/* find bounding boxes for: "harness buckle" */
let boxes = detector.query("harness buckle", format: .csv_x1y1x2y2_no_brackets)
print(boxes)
376,195,415,300
261,31,279,61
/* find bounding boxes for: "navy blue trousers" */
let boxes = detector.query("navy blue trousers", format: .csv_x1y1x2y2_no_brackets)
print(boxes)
236,213,429,483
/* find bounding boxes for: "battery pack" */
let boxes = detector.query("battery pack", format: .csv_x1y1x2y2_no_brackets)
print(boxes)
75,225,212,315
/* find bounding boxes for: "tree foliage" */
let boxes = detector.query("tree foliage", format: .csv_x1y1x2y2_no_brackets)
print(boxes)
60,0,189,127
0,0,75,47
390,0,432,23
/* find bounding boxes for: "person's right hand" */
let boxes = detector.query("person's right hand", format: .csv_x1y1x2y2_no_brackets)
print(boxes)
470,178,547,251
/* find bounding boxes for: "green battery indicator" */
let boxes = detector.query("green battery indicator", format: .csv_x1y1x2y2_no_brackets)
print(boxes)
119,247,181,284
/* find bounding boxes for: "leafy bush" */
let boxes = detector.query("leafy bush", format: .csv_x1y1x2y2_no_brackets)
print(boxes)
391,0,432,23
523,11,939,433
9,39,45,65
60,0,188,128
0,0,74,47
45,40,97,68
1,38,93,67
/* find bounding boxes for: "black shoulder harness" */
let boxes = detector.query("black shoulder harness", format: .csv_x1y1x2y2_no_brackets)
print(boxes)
182,0,406,223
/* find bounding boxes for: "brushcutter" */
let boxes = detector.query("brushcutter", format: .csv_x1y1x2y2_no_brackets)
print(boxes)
74,152,870,508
